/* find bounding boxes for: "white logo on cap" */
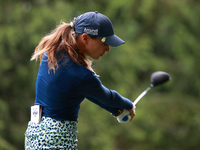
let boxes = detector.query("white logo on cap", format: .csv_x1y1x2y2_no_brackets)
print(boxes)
84,28,98,36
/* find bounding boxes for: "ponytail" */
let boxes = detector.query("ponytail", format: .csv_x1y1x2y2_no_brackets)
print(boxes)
31,21,95,74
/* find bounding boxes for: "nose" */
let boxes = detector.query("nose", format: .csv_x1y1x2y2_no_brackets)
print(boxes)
105,45,110,52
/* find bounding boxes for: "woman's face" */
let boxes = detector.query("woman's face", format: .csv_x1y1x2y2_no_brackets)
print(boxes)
80,34,110,60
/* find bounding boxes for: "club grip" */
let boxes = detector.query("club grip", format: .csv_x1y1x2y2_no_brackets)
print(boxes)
117,109,131,123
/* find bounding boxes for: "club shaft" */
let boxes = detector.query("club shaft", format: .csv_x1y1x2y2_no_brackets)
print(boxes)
133,87,151,105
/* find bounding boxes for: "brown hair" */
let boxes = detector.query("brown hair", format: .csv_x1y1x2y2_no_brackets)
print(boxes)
31,21,94,73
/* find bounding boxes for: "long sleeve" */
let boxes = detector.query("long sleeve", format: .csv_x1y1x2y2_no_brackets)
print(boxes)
79,73,133,114
35,53,133,121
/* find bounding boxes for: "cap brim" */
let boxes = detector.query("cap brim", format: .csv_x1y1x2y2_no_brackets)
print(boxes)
99,35,125,47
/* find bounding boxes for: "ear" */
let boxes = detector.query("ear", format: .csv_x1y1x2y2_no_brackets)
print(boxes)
81,33,89,45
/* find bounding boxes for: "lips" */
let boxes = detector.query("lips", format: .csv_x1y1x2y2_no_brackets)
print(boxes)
100,53,105,56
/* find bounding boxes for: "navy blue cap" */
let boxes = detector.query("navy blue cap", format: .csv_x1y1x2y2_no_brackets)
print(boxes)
74,11,125,47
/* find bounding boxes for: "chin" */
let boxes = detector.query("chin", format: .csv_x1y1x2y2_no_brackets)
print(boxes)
94,57,100,60
91,56,101,60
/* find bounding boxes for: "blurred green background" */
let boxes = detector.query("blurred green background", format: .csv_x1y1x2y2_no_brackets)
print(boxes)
1,0,200,149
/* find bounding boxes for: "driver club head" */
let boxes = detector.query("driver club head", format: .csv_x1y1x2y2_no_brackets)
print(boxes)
150,71,171,87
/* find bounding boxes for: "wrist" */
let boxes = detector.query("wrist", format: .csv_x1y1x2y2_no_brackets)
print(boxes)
112,109,124,116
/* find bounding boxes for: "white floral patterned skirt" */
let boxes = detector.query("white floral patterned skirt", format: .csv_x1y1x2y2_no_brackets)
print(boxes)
25,116,78,150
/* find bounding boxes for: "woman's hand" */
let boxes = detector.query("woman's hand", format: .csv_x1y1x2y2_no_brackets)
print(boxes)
115,104,136,123
127,103,136,122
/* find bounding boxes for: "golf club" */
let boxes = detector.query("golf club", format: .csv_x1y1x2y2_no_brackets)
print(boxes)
117,71,171,123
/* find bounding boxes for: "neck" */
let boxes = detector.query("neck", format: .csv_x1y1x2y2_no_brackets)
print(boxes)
76,36,86,55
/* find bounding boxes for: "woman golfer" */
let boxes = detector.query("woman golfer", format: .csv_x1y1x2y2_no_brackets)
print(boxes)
25,11,136,149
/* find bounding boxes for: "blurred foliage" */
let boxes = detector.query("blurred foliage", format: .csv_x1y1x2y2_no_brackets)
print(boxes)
0,0,200,149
